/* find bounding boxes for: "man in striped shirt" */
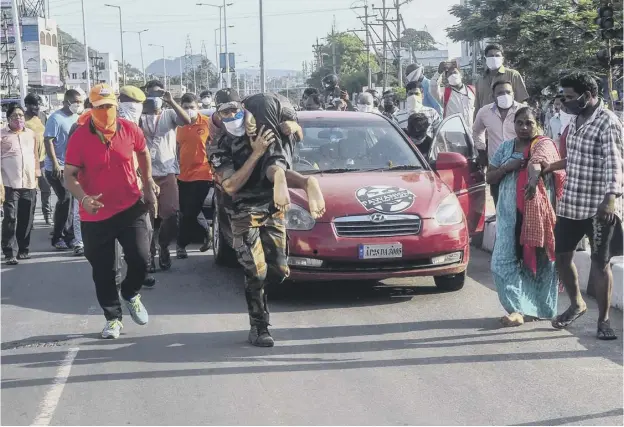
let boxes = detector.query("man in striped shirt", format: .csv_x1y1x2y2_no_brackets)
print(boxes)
393,83,441,138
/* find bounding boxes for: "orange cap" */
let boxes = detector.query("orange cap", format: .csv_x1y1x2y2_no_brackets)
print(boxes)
89,83,118,107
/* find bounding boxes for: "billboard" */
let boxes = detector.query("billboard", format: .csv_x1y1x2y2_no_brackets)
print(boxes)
219,52,236,73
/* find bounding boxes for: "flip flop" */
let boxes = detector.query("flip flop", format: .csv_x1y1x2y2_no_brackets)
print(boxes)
597,321,618,341
552,306,587,329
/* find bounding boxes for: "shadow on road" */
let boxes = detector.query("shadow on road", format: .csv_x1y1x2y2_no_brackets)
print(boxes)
1,316,611,390
511,408,624,426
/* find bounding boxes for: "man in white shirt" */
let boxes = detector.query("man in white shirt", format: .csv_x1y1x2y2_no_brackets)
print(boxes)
430,61,476,128
473,80,521,205
546,95,572,149
394,83,441,138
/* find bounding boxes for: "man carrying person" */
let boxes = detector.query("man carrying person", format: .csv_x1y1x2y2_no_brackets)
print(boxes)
64,84,157,339
430,60,476,128
139,80,191,272
24,93,52,225
43,88,83,250
175,92,213,258
474,44,529,115
543,72,624,341
208,89,325,347
473,80,521,206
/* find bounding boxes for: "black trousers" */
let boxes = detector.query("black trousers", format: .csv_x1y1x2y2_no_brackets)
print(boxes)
38,166,52,218
82,201,150,321
1,187,37,258
177,180,212,248
45,171,74,245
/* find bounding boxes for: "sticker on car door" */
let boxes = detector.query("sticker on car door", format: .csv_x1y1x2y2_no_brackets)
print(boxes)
355,185,415,213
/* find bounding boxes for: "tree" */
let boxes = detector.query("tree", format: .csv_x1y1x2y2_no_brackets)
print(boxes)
401,28,438,52
307,32,378,94
446,0,623,96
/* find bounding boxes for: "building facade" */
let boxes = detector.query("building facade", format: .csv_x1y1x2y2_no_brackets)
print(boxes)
66,52,119,92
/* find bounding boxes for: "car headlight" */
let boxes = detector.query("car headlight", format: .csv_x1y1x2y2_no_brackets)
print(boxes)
435,194,463,226
285,204,316,231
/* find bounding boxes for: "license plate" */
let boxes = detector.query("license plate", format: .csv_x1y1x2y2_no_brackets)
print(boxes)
358,243,403,259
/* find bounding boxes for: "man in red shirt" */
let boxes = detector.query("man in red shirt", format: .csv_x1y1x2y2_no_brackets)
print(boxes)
64,84,157,339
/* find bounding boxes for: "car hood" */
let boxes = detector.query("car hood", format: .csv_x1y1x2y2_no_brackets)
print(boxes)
289,170,453,222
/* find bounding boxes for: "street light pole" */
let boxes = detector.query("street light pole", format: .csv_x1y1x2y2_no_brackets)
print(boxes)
80,0,91,90
105,4,125,85
149,44,166,90
223,0,231,87
10,0,26,102
259,0,266,92
124,29,148,85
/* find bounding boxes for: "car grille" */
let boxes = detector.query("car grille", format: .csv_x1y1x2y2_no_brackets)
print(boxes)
333,214,422,238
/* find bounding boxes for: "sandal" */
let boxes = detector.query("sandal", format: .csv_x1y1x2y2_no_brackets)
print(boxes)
5,257,18,265
552,305,587,329
597,320,618,341
17,252,30,260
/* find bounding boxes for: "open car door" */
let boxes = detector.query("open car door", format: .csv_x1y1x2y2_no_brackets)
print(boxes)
428,114,486,236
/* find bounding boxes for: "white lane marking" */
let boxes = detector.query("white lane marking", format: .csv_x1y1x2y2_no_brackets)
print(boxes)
31,347,79,426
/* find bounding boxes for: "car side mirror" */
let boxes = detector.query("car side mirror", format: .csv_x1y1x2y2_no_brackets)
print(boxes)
436,152,468,171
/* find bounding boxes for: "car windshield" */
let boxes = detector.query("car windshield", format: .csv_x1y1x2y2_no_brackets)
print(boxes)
294,116,425,173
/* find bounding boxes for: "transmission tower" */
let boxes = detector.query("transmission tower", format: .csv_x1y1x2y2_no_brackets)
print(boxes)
184,34,193,91
0,7,18,96
200,40,209,90
20,0,45,17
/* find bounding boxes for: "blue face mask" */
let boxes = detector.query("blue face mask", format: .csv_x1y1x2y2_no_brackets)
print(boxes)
147,97,163,111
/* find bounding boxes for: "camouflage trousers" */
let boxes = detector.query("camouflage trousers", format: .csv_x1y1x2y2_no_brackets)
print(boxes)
231,211,290,327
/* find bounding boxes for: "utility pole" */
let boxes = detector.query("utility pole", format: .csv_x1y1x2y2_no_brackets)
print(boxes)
381,0,387,89
259,0,266,92
184,34,193,90
365,4,371,88
10,0,25,102
80,0,91,90
396,0,401,87
104,4,125,85
312,38,324,70
223,0,230,87
331,16,337,75
201,40,209,89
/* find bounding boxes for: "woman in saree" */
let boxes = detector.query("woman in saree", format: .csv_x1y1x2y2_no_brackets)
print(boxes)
487,106,566,326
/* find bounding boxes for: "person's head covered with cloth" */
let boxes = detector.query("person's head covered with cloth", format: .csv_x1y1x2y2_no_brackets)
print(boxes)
89,83,118,141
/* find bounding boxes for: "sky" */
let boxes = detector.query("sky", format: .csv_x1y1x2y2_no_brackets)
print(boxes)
48,0,462,72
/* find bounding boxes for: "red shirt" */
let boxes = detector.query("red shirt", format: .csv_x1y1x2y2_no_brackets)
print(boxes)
65,118,146,222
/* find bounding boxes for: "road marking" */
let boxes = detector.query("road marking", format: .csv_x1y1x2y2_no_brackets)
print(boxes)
31,347,79,426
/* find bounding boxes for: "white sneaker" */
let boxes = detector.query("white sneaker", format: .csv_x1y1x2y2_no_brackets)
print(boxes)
101,319,123,339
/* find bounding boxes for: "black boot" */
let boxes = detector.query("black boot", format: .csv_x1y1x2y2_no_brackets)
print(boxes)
248,325,274,347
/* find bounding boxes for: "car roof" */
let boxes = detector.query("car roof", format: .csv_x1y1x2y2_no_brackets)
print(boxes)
297,111,389,123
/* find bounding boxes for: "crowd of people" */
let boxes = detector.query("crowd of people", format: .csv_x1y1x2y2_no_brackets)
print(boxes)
1,42,622,344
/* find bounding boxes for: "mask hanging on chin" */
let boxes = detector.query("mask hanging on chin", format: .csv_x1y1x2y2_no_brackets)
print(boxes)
118,102,143,124
222,110,245,137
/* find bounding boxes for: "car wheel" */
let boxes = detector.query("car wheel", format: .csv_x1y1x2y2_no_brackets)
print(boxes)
434,272,465,292
213,206,238,267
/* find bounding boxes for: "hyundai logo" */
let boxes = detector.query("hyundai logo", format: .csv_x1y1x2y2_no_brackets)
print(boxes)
370,213,386,223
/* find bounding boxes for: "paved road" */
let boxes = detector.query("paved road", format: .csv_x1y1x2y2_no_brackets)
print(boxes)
1,208,623,426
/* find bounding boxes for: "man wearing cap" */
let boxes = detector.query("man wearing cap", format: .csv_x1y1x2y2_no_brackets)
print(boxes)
64,84,157,339
140,80,191,272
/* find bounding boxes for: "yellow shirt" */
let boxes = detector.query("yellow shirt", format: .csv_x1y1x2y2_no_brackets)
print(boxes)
25,115,46,162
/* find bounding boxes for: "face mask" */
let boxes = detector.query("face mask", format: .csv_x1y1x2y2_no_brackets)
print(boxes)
147,97,163,111
201,97,212,107
9,117,25,131
91,107,118,139
562,94,588,116
222,110,245,136
69,103,84,115
118,102,143,124
448,74,462,86
496,94,514,110
406,94,422,112
186,109,198,120
486,57,504,71
357,104,373,113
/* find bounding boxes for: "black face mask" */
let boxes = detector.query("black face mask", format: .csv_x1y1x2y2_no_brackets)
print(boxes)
562,94,588,115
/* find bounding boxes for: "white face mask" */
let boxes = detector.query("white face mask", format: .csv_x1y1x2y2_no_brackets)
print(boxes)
186,109,198,120
405,94,421,112
486,56,504,71
357,104,373,113
496,94,514,110
222,110,245,136
118,102,143,124
448,74,462,87
201,97,213,107
69,103,84,115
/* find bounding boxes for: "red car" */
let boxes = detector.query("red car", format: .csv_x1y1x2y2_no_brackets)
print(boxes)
212,111,486,291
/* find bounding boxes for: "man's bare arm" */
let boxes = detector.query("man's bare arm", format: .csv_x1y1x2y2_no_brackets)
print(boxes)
64,164,87,201
221,151,264,195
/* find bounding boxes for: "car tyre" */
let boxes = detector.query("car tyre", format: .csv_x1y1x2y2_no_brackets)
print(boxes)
434,272,465,292
213,206,238,267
